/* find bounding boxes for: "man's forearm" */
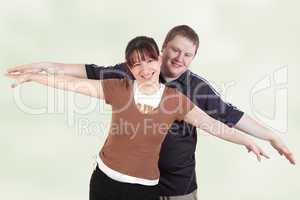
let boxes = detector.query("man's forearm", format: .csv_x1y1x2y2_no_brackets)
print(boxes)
234,113,278,142
43,62,87,78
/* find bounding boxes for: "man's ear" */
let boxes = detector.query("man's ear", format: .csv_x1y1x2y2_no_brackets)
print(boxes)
157,55,162,65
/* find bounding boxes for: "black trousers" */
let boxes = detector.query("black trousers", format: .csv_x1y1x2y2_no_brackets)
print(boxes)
89,166,159,200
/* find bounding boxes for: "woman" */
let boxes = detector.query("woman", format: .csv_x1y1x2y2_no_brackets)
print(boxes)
6,36,268,200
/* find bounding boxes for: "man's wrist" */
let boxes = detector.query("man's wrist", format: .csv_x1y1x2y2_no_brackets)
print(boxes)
268,133,281,143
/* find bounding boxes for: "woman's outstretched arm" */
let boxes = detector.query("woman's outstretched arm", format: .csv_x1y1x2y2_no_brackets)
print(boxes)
183,106,269,162
6,72,104,99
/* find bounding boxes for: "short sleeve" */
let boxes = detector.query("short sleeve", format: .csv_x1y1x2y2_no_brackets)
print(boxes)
203,83,244,127
101,79,129,105
85,63,133,80
175,91,195,121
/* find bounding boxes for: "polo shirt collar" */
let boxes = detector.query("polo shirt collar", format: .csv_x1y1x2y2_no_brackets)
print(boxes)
159,70,190,85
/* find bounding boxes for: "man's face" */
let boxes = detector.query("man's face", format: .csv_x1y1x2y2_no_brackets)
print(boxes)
161,35,197,78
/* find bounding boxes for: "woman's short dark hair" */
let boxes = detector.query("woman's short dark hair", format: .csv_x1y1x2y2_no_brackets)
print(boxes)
125,36,159,68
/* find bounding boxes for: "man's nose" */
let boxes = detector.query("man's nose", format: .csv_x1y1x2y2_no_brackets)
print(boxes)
175,52,184,62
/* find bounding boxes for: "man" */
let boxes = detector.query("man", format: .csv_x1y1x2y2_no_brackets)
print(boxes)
7,25,295,200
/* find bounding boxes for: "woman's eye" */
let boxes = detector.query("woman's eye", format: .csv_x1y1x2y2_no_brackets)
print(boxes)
133,63,141,67
147,59,154,63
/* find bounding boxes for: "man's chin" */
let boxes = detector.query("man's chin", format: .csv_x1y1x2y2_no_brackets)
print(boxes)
171,63,183,69
169,67,186,76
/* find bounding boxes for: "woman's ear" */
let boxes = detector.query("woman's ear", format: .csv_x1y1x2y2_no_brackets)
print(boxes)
125,63,132,73
125,62,136,78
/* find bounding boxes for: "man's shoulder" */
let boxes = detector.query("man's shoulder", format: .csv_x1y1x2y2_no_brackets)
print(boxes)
86,62,127,71
182,70,216,93
103,62,126,70
186,70,211,86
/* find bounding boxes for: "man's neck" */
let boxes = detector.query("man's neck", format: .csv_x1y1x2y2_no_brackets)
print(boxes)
163,76,178,83
161,65,186,83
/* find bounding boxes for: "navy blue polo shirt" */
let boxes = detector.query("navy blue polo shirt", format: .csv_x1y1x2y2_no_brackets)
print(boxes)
85,63,244,196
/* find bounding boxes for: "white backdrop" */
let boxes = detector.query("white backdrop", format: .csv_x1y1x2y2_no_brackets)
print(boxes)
1,0,299,199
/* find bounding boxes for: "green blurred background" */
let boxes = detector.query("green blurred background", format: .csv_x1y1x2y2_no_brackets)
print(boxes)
1,0,299,199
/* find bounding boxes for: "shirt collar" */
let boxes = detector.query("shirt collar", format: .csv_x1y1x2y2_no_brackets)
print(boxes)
159,70,190,85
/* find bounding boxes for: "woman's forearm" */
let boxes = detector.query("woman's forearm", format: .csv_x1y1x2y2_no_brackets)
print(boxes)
30,73,103,98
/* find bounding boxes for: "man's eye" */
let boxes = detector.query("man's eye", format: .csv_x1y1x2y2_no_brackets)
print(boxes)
172,48,178,52
147,59,154,63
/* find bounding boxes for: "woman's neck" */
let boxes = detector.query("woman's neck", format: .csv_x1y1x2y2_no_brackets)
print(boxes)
135,80,161,95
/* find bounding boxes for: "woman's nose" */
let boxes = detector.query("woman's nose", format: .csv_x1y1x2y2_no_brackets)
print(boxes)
141,69,151,76
140,66,152,74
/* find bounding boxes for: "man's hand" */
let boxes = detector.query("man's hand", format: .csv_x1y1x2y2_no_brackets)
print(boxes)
6,62,52,75
7,62,87,78
270,137,296,165
5,72,33,88
234,114,296,165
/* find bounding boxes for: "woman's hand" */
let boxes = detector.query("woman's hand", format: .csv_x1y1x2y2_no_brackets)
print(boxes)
245,140,270,162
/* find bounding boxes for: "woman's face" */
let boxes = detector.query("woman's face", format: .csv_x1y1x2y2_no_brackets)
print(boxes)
128,50,161,84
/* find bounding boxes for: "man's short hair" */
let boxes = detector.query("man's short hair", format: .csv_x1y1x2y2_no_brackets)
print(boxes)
162,25,199,55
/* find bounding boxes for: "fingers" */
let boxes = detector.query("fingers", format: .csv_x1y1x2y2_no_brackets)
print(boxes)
7,65,29,73
7,63,43,75
5,72,31,88
282,148,296,165
286,154,296,165
254,149,262,162
11,78,28,88
259,151,270,159
247,144,271,162
258,147,270,159
7,68,42,75
7,66,22,73
5,73,27,80
274,143,296,165
5,73,20,78
249,145,261,162
255,153,261,162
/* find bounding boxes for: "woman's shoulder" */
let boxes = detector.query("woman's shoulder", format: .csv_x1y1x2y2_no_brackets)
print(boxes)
102,78,132,88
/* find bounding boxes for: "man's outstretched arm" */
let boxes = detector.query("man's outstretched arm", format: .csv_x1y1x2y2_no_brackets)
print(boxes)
190,73,295,165
7,62,87,78
6,62,131,80
234,114,295,165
